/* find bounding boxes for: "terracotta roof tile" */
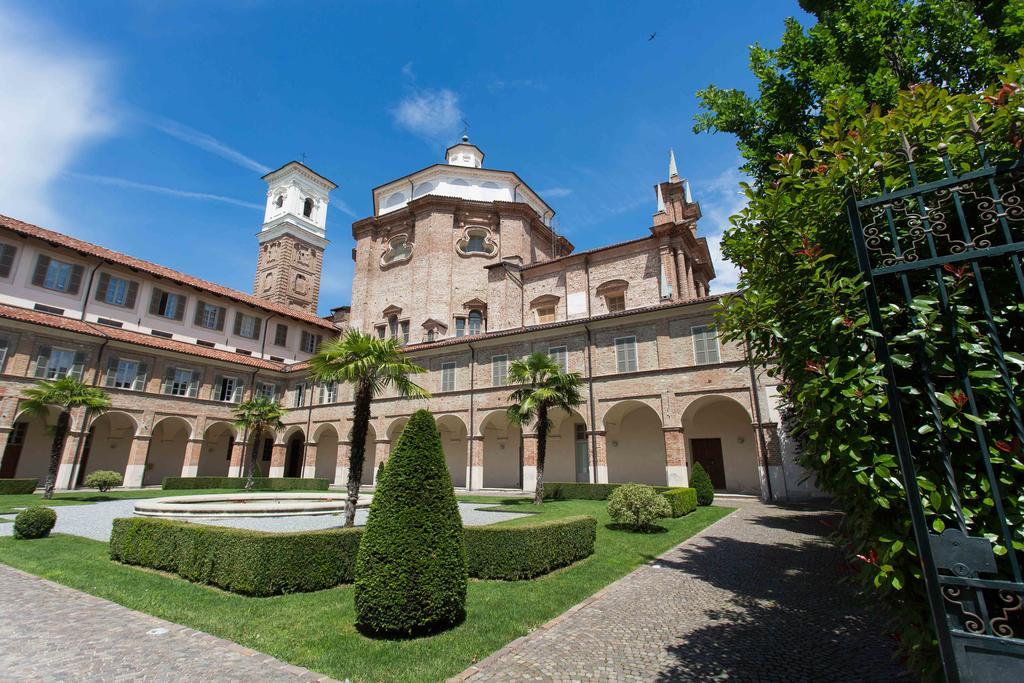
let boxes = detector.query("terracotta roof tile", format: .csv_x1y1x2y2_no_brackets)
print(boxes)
0,303,286,371
0,214,336,330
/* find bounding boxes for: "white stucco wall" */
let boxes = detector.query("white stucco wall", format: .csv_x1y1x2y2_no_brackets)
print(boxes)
686,399,759,494
482,413,521,488
144,419,190,486
606,404,667,486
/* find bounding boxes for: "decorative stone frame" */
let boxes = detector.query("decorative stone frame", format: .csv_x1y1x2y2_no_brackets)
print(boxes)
456,226,498,258
529,294,560,325
596,279,629,313
380,233,413,269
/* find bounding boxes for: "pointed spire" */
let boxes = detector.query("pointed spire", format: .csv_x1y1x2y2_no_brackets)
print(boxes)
682,179,693,204
656,183,666,213
668,149,679,181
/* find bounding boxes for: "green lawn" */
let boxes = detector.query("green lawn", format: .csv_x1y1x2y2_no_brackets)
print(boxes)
0,499,733,682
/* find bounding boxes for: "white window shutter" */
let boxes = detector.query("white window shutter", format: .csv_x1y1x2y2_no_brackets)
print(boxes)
232,382,244,403
187,373,200,398
70,351,87,380
33,345,52,378
133,362,149,391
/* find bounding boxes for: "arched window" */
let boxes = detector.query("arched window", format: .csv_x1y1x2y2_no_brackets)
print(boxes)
275,195,284,209
303,198,314,218
468,310,483,335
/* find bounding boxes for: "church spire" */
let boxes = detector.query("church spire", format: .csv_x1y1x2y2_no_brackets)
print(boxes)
656,183,666,213
668,148,679,182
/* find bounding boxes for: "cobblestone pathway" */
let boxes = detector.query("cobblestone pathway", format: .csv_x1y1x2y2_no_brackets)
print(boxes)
459,501,911,682
0,564,336,682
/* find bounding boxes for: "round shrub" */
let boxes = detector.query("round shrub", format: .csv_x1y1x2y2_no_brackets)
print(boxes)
690,462,715,506
84,470,123,492
607,483,672,532
354,409,467,636
14,506,57,539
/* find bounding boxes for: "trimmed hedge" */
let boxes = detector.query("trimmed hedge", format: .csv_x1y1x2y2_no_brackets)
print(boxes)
161,476,330,491
544,482,698,517
466,515,596,580
0,478,38,495
110,513,597,595
14,506,57,539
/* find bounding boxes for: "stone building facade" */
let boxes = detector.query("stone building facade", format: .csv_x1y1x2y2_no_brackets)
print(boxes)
0,145,820,500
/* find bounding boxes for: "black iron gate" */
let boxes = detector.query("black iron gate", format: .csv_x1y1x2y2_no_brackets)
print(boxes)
846,128,1024,682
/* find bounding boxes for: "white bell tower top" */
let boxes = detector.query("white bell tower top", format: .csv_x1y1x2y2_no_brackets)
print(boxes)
260,161,337,247
445,136,484,168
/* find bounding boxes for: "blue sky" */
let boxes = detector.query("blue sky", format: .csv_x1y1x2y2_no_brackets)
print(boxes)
1,0,806,313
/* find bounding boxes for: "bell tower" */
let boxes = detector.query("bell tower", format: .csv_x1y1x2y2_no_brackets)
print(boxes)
254,161,336,313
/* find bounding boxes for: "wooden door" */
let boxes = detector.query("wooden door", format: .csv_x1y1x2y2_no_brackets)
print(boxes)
0,422,28,478
691,438,727,490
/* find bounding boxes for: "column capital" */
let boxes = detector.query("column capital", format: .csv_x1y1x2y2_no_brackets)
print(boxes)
662,425,684,433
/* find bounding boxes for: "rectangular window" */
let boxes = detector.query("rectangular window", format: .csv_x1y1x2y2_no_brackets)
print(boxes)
455,317,466,337
44,348,77,379
0,338,8,371
216,376,238,402
257,382,276,401
614,336,638,373
536,306,556,324
300,331,322,354
376,325,386,339
549,345,568,373
274,323,288,347
293,382,306,408
165,368,194,397
318,382,337,404
692,325,721,365
0,243,17,278
94,273,139,309
606,293,626,312
32,255,83,294
491,354,508,387
112,359,139,389
194,301,226,331
150,287,185,320
234,313,261,340
441,361,456,392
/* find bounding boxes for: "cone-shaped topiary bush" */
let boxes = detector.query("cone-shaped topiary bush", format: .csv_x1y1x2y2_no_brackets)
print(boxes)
354,409,467,636
690,462,715,506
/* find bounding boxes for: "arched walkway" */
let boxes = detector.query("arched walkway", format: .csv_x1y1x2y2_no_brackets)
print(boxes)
246,429,276,478
604,401,666,486
543,408,589,483
284,429,305,478
198,422,234,477
313,424,340,484
0,409,56,481
480,411,521,489
437,414,468,487
144,417,191,486
682,395,759,494
79,412,137,485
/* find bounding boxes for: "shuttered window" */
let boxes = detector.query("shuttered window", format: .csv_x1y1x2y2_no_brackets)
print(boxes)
213,376,244,402
33,346,85,379
441,361,456,392
257,382,276,401
318,382,337,404
233,312,262,340
163,367,198,397
0,243,18,278
149,287,186,320
300,331,322,354
94,273,139,308
194,301,226,330
0,338,8,371
549,345,568,373
491,354,508,386
293,383,307,408
614,336,637,373
692,325,720,365
274,324,288,346
32,255,84,294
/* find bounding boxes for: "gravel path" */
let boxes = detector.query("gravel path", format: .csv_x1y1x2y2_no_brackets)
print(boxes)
0,499,527,542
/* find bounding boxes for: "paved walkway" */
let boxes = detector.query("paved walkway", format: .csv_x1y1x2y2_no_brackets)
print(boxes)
0,564,337,682
459,501,911,682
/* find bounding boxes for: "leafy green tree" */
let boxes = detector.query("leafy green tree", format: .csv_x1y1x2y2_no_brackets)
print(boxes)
309,330,429,526
354,409,467,636
506,352,585,504
717,64,1024,674
694,0,1024,182
21,377,110,499
232,396,287,491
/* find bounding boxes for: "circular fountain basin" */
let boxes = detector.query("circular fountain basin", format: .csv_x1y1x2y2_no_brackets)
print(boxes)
134,492,370,518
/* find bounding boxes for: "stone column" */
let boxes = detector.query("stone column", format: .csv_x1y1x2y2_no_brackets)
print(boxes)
658,244,677,300
229,439,246,478
522,433,538,493
335,440,351,487
469,435,484,489
663,427,688,486
124,435,151,488
269,443,286,478
302,441,318,479
674,250,692,300
592,430,608,484
684,253,695,299
180,438,204,478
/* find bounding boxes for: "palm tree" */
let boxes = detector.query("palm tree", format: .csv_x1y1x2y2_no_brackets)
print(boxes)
232,396,287,491
309,329,429,527
507,352,585,505
21,377,111,499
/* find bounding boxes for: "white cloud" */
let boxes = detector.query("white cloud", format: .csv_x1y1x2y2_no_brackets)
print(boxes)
391,88,462,142
330,200,359,219
0,10,113,226
146,116,270,174
68,173,263,210
694,163,749,293
539,187,573,198
401,61,416,80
